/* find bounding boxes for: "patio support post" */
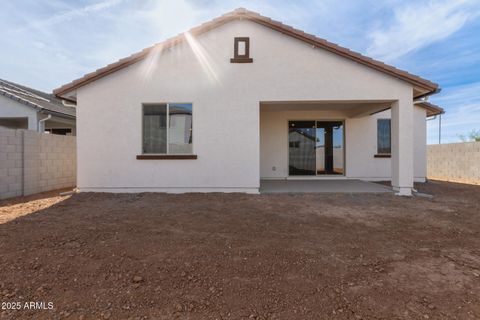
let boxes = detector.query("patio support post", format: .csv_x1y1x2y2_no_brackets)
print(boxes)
391,99,414,196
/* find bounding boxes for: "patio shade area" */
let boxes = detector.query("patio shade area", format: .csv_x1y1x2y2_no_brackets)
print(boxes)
260,179,392,193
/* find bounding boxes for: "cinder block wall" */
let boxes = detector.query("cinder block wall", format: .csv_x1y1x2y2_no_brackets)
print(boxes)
427,142,480,185
0,126,76,199
0,127,23,198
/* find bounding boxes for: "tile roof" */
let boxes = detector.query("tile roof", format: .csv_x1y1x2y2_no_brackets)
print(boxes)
54,8,439,99
416,101,444,117
0,79,75,118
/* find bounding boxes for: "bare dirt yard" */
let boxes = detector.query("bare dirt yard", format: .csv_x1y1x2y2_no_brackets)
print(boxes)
0,181,479,319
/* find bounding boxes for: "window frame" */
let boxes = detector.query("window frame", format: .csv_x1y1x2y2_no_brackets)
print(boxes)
376,118,391,157
141,102,193,156
230,37,253,63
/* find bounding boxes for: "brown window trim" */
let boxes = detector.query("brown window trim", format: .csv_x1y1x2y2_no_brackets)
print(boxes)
374,154,391,158
136,154,198,160
230,57,253,63
231,37,253,63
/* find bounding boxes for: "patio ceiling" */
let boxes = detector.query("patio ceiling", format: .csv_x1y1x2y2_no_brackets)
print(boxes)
260,100,393,118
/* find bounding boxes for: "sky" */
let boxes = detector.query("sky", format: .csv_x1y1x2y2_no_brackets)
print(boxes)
1,0,479,144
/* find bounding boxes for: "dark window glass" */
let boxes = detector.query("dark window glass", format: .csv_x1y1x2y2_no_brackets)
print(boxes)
377,119,391,154
316,121,343,175
142,103,193,154
168,103,192,154
143,104,167,153
288,121,316,175
45,128,72,135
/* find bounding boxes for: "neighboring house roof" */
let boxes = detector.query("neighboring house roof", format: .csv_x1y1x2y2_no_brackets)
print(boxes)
53,8,439,100
416,101,444,117
0,79,75,118
290,129,316,142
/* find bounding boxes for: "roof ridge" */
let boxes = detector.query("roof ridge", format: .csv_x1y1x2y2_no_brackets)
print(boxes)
0,78,57,100
0,80,51,102
0,88,48,111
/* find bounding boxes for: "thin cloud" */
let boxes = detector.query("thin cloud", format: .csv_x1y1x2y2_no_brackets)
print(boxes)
428,81,480,143
367,0,480,62
15,0,123,32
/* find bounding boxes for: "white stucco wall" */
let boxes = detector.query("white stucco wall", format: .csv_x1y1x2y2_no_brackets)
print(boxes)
260,106,427,182
413,106,427,181
0,95,38,130
76,19,417,193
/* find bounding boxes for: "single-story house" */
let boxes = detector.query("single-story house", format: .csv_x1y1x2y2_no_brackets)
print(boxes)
0,79,76,135
54,8,443,195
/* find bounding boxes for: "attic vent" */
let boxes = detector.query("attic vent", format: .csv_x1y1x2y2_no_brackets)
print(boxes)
230,37,253,63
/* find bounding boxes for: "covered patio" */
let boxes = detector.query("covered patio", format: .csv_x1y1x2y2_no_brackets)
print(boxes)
260,99,419,195
260,179,392,193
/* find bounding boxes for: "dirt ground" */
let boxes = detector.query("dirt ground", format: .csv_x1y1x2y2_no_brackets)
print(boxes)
0,181,479,320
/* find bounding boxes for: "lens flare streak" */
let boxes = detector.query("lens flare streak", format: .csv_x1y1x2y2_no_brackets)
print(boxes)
139,44,164,82
184,32,220,85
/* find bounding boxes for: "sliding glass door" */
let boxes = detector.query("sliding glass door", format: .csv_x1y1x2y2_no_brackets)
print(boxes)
289,120,344,176
316,121,344,175
288,121,316,175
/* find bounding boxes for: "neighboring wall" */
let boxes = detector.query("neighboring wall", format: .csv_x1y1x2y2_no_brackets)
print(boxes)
0,126,76,199
0,95,38,130
427,142,480,185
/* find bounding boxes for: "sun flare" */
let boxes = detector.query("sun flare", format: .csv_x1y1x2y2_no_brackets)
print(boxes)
184,31,220,85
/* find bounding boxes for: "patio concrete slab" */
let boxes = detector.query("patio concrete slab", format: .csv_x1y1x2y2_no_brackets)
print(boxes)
260,179,392,193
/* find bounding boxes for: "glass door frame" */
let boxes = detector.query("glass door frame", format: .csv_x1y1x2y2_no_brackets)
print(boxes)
287,119,346,177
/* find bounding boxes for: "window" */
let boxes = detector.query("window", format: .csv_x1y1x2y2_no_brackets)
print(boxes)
289,141,300,148
45,128,72,135
377,119,391,154
230,37,253,63
142,103,192,154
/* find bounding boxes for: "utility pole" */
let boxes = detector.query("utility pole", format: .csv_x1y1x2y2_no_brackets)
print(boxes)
438,114,442,144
